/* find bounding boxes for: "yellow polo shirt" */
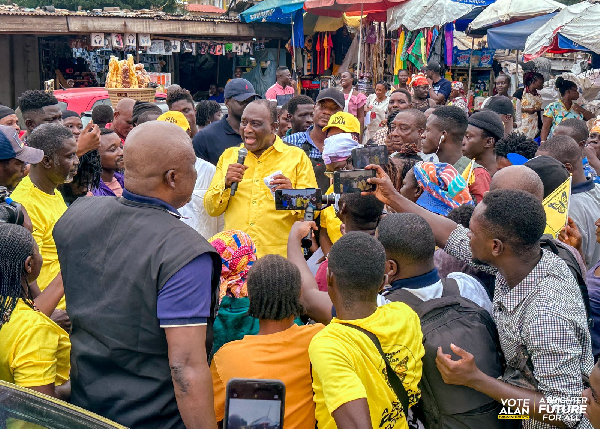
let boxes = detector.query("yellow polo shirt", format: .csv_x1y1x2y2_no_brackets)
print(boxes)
204,137,317,258
320,185,343,245
11,176,67,309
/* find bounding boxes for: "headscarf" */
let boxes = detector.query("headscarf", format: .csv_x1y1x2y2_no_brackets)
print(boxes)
410,73,429,88
413,161,474,216
591,121,600,134
451,81,465,94
322,132,360,165
209,230,257,301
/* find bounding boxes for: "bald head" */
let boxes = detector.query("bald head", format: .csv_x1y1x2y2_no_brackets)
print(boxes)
124,121,197,209
489,165,544,201
113,98,136,140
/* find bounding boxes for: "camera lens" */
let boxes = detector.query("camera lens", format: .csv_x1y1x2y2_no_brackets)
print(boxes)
321,194,336,205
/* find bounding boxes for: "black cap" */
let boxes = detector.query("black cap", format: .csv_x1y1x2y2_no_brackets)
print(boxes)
486,96,514,116
525,155,570,199
468,110,505,141
316,88,345,109
0,105,15,121
224,78,260,102
424,61,441,73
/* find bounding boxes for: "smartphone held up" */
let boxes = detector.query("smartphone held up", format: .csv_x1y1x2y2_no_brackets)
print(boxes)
224,379,285,429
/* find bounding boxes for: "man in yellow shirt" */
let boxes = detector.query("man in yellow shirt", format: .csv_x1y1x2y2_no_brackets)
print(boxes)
11,123,79,314
307,231,424,429
204,99,317,257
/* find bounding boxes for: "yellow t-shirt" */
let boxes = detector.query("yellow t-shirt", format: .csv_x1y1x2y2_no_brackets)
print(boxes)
211,324,324,429
11,176,67,309
0,300,70,388
321,185,343,244
309,302,424,429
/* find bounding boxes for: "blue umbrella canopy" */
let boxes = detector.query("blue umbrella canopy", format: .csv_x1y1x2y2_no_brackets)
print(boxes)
487,13,556,50
240,0,305,23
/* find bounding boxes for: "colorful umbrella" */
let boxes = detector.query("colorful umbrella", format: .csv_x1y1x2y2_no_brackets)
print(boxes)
304,0,407,18
240,0,305,23
524,1,600,60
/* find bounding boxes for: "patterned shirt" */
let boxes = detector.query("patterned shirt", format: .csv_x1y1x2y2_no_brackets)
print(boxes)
583,157,600,185
373,126,388,146
284,126,322,160
543,100,584,137
445,225,593,429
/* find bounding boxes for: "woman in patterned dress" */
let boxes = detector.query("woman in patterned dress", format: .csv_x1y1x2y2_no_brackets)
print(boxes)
541,77,594,141
447,81,469,114
517,72,544,139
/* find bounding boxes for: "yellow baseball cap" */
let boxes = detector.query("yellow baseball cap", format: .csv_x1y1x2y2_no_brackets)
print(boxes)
157,111,190,131
322,112,361,134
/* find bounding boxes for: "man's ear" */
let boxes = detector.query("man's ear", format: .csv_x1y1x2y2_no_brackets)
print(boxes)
491,238,504,257
40,155,53,170
385,258,399,279
25,118,35,131
484,137,495,149
164,169,177,189
564,162,574,173
24,255,33,274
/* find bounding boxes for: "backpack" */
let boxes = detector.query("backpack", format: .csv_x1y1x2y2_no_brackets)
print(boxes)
385,278,516,429
539,236,591,323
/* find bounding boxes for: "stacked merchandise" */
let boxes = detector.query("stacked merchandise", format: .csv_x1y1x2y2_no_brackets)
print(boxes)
106,55,151,89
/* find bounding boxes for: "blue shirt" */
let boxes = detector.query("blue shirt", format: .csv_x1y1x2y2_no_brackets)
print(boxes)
193,115,242,165
432,77,452,101
284,126,322,160
123,189,214,328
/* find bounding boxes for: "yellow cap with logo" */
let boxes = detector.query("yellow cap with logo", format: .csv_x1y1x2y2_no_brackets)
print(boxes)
322,112,361,134
157,111,190,131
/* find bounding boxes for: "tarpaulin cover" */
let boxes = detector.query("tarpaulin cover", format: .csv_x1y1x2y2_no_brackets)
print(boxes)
469,0,563,30
525,1,600,60
240,0,305,23
387,0,481,31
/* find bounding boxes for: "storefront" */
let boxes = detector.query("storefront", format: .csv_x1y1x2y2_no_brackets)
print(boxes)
0,6,290,106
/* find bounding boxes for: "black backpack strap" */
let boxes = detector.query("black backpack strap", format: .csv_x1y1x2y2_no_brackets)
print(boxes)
302,142,312,157
339,323,410,416
440,277,460,297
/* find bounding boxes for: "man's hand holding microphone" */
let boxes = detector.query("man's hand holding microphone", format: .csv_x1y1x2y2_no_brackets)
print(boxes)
225,148,248,195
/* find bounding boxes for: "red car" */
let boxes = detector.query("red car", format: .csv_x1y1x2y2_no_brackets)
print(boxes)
53,87,167,115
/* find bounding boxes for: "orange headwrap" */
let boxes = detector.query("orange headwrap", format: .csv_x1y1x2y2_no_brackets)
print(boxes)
410,73,429,88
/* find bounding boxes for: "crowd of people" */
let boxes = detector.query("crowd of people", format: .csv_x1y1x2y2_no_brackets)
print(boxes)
0,60,600,429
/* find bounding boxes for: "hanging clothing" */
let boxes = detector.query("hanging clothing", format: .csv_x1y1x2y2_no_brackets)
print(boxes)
323,32,331,70
292,9,304,48
408,32,425,69
401,31,415,62
243,48,287,98
339,35,359,75
444,23,454,66
333,27,353,66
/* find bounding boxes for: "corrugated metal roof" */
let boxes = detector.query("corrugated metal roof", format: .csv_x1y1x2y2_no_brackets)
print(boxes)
0,4,237,22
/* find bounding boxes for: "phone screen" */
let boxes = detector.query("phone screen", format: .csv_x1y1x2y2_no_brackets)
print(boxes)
352,145,389,169
333,169,377,194
225,379,285,429
274,189,322,210
227,398,282,428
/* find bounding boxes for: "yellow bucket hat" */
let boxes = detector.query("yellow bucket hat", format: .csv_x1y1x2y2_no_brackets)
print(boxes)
157,110,190,131
322,111,361,134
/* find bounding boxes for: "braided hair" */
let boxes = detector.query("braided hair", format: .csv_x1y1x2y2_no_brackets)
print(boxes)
0,224,36,329
246,254,303,320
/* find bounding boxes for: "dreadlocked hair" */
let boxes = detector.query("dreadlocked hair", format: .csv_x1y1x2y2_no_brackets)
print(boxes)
0,224,36,329
246,254,303,320
75,149,102,190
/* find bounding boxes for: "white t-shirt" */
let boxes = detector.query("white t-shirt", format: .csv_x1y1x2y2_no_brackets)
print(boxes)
381,272,493,315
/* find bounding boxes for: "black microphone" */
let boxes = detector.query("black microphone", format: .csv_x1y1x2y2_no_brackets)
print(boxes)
230,147,248,196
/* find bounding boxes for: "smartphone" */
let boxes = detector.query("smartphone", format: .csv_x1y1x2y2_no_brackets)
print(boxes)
334,169,377,194
352,145,389,169
224,379,285,429
275,188,322,211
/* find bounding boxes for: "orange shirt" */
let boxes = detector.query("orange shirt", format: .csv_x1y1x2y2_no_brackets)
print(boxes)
211,323,324,428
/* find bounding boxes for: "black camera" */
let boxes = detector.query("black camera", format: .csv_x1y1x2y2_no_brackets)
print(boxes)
275,189,338,249
0,187,24,225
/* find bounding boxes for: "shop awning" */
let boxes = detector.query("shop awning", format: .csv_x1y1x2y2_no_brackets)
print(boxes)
468,0,563,31
487,13,555,50
240,0,305,23
387,0,489,32
524,1,600,60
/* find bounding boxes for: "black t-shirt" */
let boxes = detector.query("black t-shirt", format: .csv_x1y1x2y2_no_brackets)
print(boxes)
192,115,242,165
